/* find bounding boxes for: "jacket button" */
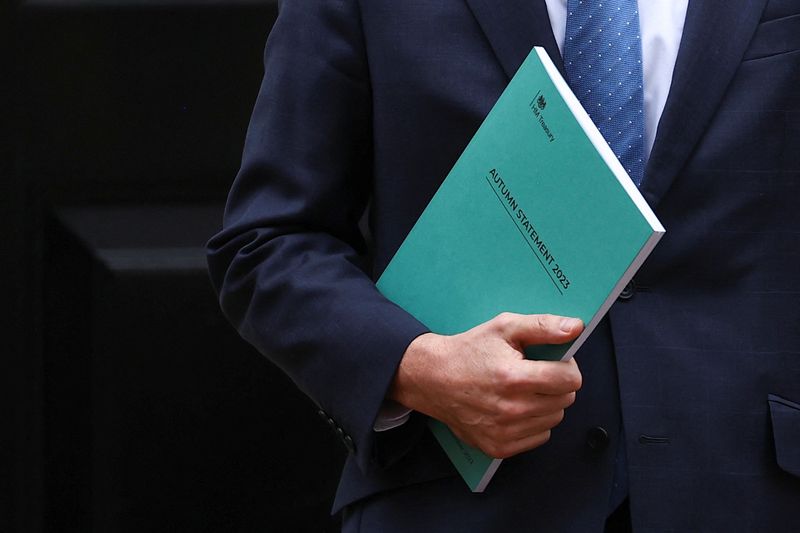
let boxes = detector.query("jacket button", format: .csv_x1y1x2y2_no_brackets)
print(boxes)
336,427,356,454
342,434,356,454
587,426,609,451
317,409,337,429
618,280,636,301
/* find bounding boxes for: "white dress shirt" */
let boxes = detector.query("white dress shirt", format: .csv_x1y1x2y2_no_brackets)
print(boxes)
376,0,689,432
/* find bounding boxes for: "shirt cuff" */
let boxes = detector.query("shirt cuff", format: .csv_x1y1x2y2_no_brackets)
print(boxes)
373,400,413,432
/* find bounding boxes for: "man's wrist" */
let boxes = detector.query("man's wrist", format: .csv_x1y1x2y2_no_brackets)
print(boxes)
388,332,445,416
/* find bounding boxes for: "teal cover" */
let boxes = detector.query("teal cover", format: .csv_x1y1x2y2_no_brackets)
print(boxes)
376,47,664,492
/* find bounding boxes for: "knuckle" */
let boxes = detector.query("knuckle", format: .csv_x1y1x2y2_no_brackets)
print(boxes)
567,359,583,390
570,368,583,391
493,312,515,333
493,365,525,392
498,400,526,421
564,391,577,408
536,313,558,331
492,365,514,389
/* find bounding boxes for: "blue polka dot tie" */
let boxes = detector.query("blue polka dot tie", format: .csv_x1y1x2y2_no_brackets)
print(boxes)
563,0,645,186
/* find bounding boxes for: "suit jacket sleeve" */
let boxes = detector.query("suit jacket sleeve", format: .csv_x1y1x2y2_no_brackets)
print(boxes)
206,0,430,472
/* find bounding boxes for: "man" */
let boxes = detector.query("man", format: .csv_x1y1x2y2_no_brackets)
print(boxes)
208,1,800,531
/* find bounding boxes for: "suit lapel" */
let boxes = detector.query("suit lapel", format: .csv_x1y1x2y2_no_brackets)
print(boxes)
464,0,564,79
641,0,768,208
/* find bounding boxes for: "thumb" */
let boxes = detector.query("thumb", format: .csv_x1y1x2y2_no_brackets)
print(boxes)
492,313,583,347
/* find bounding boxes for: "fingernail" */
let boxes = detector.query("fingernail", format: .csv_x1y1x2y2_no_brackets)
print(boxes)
560,318,580,332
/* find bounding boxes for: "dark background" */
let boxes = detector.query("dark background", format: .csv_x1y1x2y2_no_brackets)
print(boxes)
2,1,346,531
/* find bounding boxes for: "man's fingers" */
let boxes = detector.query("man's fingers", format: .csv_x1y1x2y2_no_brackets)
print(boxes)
482,312,584,394
491,312,584,347
454,425,553,460
500,409,566,440
495,357,582,396
483,430,553,459
527,358,583,395
493,391,576,422
453,402,573,457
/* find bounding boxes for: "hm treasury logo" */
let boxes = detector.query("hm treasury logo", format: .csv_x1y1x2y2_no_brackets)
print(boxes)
529,90,555,143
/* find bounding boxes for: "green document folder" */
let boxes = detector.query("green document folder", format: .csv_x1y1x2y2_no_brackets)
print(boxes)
376,47,665,492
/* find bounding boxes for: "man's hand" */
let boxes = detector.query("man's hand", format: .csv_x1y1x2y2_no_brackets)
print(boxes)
389,313,584,459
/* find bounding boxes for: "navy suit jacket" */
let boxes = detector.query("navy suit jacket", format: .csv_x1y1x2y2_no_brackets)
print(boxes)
208,0,800,530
